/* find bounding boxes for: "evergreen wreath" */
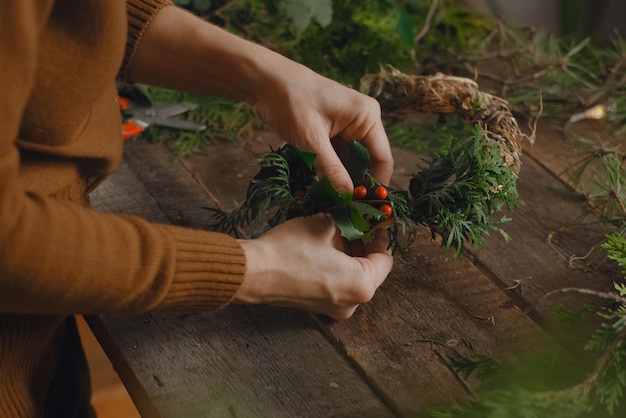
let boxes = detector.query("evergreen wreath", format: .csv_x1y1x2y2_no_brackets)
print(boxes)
209,67,534,256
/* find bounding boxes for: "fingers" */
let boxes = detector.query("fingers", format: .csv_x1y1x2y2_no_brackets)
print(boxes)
237,214,392,321
331,95,393,186
311,138,355,193
365,228,393,256
323,306,359,321
360,121,394,186
326,250,393,321
312,122,393,193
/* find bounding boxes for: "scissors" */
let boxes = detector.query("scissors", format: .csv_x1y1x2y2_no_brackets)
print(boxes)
119,96,207,140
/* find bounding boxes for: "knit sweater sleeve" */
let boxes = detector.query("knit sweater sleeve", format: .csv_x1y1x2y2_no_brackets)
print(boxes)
118,0,173,82
0,0,246,315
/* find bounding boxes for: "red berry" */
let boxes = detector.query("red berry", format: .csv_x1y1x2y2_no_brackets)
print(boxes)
380,204,392,217
293,188,307,198
353,185,368,200
375,186,388,200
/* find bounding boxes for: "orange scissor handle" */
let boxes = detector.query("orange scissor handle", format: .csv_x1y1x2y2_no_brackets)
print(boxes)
119,96,143,140
118,96,132,111
121,121,144,140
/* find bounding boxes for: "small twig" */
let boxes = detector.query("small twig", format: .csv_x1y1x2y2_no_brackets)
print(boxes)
527,90,542,145
583,56,626,106
503,276,531,295
210,0,241,20
414,0,440,46
613,187,626,217
541,287,626,305
546,230,569,260
506,62,565,87
417,338,449,347
475,314,496,325
568,239,604,270
582,328,626,396
529,328,626,404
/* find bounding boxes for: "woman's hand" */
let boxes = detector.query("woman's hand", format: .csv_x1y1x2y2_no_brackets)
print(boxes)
234,214,393,320
249,64,393,193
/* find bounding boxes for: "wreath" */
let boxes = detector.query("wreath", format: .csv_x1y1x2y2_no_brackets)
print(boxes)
209,67,534,256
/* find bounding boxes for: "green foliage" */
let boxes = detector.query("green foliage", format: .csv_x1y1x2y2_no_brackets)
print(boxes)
208,145,315,236
132,86,260,157
432,114,626,417
412,3,495,65
209,142,389,242
210,128,521,256
172,0,213,14
408,127,521,255
395,4,417,50
552,304,589,327
430,387,587,418
219,0,415,87
441,350,502,381
281,0,333,30
605,234,626,276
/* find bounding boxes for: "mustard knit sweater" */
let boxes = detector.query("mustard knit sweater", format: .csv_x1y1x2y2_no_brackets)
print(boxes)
0,1,247,416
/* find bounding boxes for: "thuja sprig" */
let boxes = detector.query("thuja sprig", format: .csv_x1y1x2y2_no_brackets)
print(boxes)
207,145,316,237
409,128,522,254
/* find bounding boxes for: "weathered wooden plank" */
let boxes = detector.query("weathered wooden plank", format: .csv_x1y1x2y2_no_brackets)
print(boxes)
88,307,395,418
185,137,549,415
90,139,394,418
469,153,619,322
523,120,624,183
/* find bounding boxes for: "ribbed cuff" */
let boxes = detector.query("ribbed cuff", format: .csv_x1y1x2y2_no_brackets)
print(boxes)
118,0,173,82
156,225,246,312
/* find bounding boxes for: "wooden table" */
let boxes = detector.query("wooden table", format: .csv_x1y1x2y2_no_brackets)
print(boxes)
89,123,619,417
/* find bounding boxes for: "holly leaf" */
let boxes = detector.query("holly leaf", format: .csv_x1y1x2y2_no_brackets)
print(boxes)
346,202,371,233
308,176,343,203
352,200,385,221
340,141,371,186
289,147,317,169
334,207,366,241
308,177,376,241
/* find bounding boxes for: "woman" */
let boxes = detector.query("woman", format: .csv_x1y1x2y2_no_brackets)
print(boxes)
0,1,394,416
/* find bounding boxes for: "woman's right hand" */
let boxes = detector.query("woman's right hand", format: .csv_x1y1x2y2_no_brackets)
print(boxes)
234,214,393,320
